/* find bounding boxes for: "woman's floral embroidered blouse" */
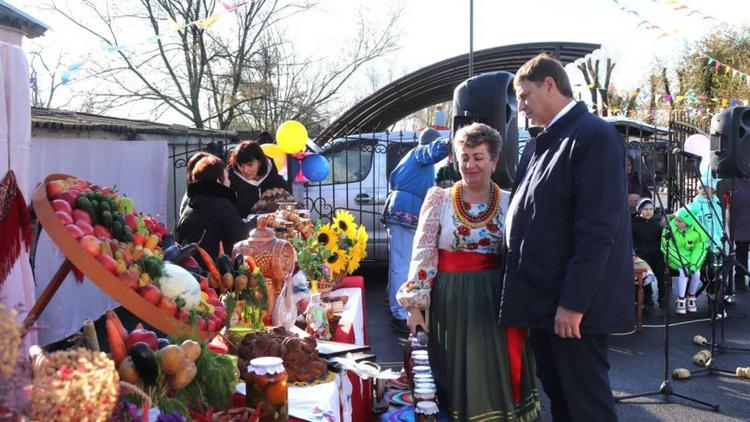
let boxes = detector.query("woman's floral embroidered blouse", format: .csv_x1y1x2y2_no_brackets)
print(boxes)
396,186,509,310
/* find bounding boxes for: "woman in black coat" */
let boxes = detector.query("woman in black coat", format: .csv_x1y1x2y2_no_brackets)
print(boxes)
176,155,251,267
631,197,666,307
227,141,290,218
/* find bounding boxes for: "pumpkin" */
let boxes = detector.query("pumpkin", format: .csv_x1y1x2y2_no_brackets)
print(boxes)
159,263,202,310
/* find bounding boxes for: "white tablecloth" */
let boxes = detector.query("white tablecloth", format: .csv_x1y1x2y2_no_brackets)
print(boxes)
332,287,365,346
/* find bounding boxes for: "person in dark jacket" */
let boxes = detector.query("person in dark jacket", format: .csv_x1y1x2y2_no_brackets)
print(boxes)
721,177,750,291
176,155,251,268
632,197,665,307
501,54,633,422
227,140,290,218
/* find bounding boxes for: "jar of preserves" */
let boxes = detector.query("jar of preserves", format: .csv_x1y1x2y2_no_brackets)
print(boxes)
413,387,436,404
415,401,439,422
246,357,288,421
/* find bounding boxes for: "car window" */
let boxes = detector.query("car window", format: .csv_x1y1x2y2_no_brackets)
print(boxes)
319,140,375,185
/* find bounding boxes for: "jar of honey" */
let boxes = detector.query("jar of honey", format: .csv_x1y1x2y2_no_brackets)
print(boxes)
246,357,288,421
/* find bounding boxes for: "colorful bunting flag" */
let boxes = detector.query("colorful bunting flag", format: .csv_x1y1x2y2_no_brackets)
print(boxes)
60,1,251,84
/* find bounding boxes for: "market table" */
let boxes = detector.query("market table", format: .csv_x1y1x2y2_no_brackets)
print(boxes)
332,276,371,422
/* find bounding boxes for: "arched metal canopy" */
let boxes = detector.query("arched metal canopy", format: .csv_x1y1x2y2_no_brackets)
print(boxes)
315,41,600,144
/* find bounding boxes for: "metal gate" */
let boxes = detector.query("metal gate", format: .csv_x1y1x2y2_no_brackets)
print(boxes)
292,132,424,265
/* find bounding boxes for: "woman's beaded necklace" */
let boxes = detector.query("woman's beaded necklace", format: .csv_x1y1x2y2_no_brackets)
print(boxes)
452,182,500,228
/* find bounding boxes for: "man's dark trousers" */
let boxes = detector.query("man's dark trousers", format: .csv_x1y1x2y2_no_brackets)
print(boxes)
530,329,618,422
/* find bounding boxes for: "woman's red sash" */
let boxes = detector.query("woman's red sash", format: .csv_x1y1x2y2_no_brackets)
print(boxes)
437,250,500,272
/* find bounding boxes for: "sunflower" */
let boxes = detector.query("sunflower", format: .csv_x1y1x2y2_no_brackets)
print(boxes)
326,248,347,275
355,224,368,246
347,243,366,273
316,225,339,252
332,210,356,238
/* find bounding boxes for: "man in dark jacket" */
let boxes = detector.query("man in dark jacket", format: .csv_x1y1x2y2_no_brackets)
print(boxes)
501,54,634,422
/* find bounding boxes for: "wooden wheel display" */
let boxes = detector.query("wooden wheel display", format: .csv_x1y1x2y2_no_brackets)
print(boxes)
26,174,208,340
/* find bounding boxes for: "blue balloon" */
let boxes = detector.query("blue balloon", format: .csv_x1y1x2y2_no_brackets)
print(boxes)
301,154,330,182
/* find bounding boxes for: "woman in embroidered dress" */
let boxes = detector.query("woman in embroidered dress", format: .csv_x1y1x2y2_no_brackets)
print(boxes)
397,123,540,421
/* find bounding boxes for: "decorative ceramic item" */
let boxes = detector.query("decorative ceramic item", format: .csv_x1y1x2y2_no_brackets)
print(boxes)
232,225,296,312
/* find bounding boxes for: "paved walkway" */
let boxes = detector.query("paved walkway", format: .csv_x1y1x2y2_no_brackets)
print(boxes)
362,266,750,421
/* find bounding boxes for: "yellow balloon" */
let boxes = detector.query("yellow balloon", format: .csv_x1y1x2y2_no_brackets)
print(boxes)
260,143,287,171
276,120,307,154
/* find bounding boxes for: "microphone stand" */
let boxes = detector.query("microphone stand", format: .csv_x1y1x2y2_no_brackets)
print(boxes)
677,163,750,385
615,150,720,411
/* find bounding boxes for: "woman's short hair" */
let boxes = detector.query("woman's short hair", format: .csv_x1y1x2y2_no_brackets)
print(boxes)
227,141,269,175
514,53,574,98
186,151,210,183
453,122,503,159
192,155,227,184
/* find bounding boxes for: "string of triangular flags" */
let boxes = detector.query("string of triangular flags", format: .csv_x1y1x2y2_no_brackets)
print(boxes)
609,0,681,39
706,57,750,89
60,1,250,85
651,0,749,42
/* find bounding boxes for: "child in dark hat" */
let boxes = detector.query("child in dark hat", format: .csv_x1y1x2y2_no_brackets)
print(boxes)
632,197,665,307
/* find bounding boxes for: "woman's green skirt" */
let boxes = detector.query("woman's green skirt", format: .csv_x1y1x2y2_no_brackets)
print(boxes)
428,268,540,422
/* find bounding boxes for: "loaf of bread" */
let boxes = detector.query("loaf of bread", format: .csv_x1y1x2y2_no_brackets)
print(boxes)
236,327,328,383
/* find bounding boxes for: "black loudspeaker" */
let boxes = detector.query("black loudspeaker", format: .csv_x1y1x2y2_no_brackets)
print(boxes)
710,106,750,178
452,71,518,189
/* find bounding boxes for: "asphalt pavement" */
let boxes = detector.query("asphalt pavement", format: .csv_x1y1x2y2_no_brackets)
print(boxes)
361,266,750,421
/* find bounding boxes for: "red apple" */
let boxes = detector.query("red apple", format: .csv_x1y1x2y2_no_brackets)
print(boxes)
207,317,221,333
51,199,73,214
177,309,190,322
75,220,94,236
199,278,209,291
95,254,118,274
56,191,78,208
205,288,218,301
72,209,92,225
181,256,200,268
118,270,139,290
124,214,138,231
158,296,177,316
46,180,66,198
64,224,84,240
138,284,162,305
79,235,101,256
56,211,74,225
126,330,159,351
94,225,112,241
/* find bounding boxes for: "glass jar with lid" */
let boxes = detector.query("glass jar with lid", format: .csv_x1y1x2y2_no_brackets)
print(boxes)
415,401,439,422
246,357,288,421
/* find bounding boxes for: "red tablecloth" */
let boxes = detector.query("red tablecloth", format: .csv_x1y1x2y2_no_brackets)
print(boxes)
332,276,371,422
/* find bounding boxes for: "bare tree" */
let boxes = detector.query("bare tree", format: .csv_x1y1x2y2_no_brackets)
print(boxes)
43,0,401,130
576,56,616,116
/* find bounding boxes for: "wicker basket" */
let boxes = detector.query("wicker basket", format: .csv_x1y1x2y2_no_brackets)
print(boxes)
119,381,151,422
319,272,346,296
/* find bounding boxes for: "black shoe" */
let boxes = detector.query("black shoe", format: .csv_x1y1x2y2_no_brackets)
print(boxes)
389,317,410,334
657,297,665,309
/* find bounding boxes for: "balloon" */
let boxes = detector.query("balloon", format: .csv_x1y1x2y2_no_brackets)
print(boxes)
683,134,711,164
276,120,308,154
260,143,287,171
301,153,330,182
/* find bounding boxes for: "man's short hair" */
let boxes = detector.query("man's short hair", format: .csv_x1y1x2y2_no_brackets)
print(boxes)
515,53,574,98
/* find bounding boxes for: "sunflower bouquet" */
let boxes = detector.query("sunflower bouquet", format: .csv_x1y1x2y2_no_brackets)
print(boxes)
315,210,368,290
